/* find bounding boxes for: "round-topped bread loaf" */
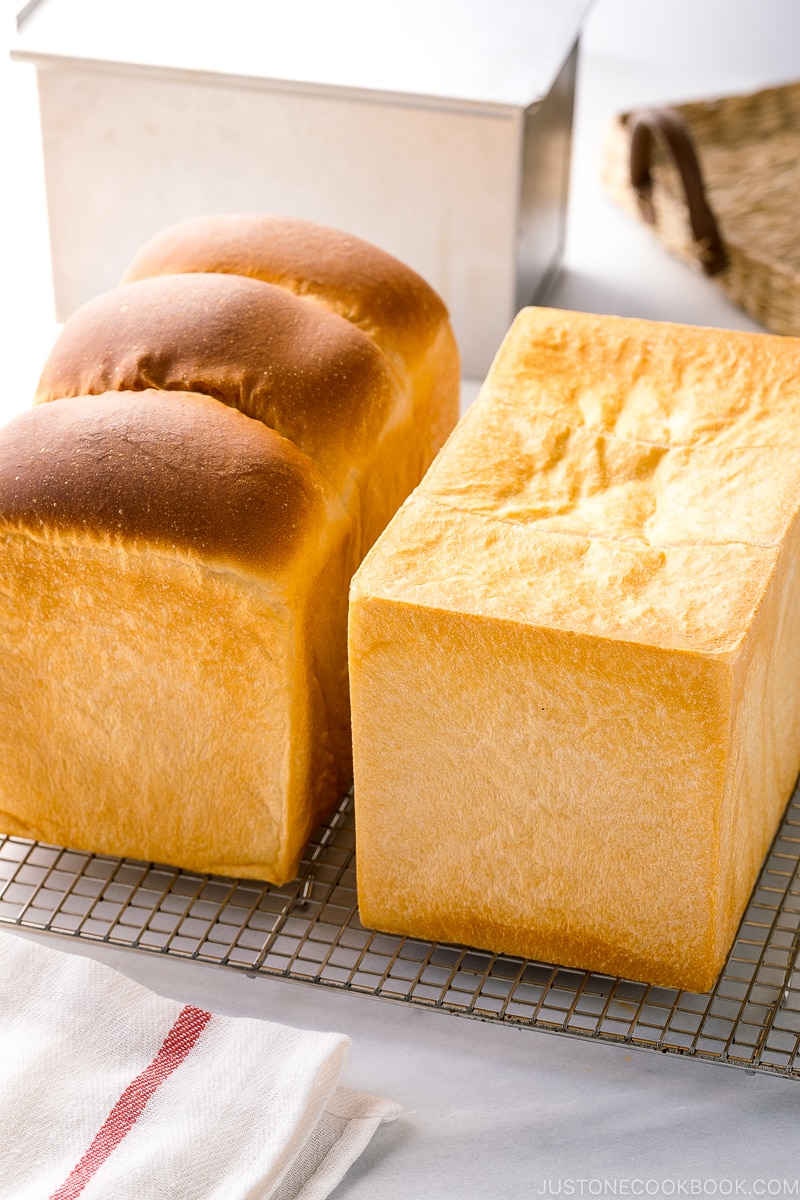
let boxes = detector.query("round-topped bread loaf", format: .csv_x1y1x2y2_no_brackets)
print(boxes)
0,214,459,883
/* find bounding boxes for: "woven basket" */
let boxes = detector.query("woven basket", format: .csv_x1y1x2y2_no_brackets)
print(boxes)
601,80,800,336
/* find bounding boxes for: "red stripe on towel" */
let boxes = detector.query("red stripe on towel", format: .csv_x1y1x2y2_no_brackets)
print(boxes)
50,1004,212,1200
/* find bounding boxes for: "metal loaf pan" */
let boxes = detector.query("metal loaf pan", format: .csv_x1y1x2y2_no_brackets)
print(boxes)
12,0,589,377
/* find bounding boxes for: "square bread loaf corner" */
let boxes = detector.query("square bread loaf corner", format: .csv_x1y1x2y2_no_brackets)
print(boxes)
348,307,800,992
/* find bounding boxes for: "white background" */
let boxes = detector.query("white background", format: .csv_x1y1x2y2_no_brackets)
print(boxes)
2,1,800,1195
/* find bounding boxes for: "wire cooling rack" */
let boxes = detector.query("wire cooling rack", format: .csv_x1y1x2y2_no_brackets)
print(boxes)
2,784,800,1081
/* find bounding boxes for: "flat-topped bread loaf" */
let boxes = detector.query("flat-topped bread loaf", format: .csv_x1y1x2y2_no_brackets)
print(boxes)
349,306,800,991
0,214,459,883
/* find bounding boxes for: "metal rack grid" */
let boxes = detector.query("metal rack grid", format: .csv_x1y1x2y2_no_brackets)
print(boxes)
2,784,800,1081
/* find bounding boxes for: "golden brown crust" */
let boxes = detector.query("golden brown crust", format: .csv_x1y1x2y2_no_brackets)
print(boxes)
349,306,800,990
0,389,338,577
2,214,459,884
121,212,452,378
120,213,461,477
34,272,399,504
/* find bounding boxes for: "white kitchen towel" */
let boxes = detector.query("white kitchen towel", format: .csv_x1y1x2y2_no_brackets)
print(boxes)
0,931,398,1199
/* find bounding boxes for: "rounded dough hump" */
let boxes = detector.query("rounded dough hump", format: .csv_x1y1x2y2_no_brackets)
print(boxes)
122,211,452,375
0,389,342,577
34,272,399,504
121,213,461,461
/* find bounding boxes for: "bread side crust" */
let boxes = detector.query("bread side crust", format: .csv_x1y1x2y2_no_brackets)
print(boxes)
350,591,730,990
0,532,288,879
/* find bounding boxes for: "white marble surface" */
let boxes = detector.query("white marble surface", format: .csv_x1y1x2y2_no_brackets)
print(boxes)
5,925,800,1198
3,1,800,1194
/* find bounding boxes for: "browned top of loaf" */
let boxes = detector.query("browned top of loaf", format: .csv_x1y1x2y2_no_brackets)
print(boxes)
121,213,450,377
34,272,398,497
0,389,338,578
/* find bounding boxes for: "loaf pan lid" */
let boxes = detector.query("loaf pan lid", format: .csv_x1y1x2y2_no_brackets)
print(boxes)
13,0,589,114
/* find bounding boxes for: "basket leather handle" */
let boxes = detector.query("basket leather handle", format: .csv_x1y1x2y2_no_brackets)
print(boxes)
628,107,728,277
